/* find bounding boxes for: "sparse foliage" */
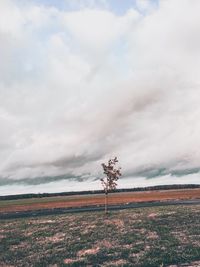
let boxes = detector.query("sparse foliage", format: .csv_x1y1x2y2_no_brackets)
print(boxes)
101,157,122,213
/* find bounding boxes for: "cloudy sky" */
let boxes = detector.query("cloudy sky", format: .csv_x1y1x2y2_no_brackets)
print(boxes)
0,0,200,195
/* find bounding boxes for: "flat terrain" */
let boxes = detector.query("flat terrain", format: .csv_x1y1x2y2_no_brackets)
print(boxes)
0,188,200,213
1,205,200,267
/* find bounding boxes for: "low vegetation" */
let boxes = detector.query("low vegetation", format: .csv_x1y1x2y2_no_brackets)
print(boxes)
0,205,200,266
1,184,200,201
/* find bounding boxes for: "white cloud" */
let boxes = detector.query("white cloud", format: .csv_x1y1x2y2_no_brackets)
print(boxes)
135,0,157,14
0,0,200,194
62,8,139,51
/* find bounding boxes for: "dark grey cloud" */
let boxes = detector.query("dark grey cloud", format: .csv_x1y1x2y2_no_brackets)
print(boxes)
0,173,85,186
124,167,200,179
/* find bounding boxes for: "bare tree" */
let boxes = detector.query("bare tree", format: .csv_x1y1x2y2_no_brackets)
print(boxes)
101,157,122,214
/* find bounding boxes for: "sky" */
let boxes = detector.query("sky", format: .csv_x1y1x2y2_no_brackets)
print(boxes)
0,0,200,195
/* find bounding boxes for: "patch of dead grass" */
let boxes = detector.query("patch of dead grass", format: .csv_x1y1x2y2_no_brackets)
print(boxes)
172,231,190,245
46,232,66,243
28,219,55,224
104,218,124,228
9,241,31,251
103,259,128,266
82,224,96,234
146,231,159,240
77,247,100,257
167,260,200,266
63,258,84,264
97,239,113,249
148,212,159,218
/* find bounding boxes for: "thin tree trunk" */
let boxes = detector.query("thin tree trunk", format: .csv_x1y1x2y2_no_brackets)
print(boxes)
105,190,108,214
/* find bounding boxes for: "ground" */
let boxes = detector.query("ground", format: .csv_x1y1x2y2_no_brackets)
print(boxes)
0,188,200,212
0,204,200,267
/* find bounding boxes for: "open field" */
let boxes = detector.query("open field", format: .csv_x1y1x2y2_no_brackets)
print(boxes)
0,204,200,267
0,188,200,213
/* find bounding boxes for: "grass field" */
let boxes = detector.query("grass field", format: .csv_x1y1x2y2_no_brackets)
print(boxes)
0,204,200,267
0,188,200,213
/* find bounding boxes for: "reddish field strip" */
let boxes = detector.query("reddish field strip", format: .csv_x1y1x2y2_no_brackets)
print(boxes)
0,188,200,213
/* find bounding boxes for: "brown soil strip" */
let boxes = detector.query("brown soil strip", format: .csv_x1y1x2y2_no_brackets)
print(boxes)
0,188,200,213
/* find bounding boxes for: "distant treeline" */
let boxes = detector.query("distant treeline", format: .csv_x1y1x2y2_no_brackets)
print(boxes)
0,184,200,201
